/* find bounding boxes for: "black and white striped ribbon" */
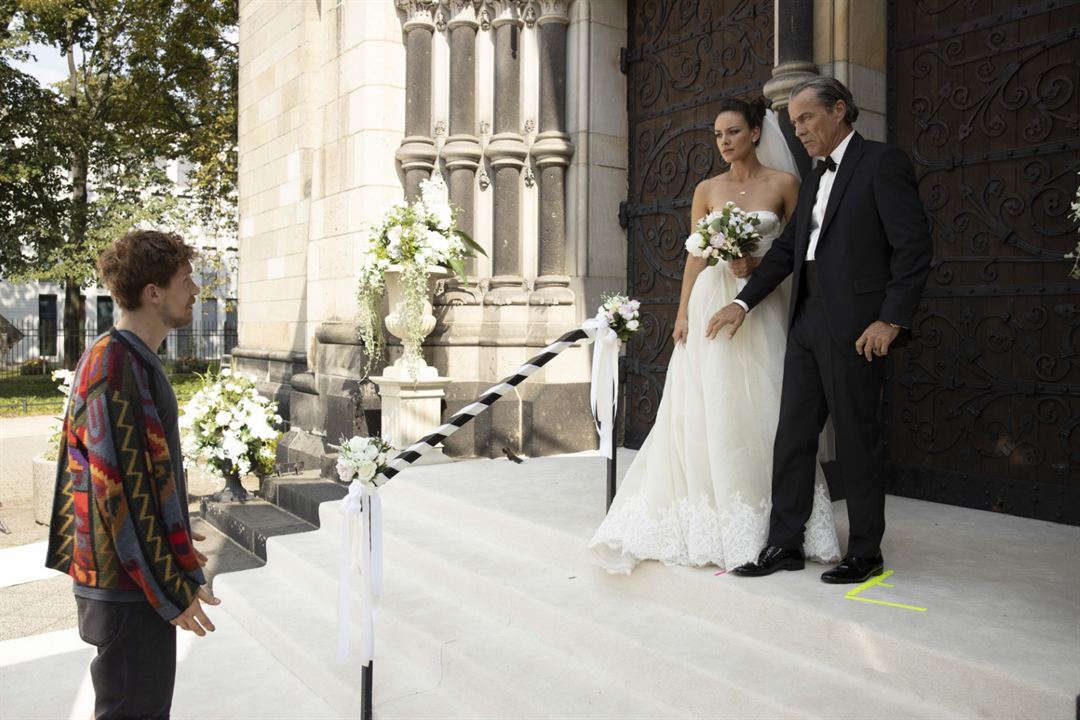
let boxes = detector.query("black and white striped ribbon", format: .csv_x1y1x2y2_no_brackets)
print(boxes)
374,327,594,486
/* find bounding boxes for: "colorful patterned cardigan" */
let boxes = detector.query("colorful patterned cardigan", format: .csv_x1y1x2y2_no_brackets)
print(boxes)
45,329,205,621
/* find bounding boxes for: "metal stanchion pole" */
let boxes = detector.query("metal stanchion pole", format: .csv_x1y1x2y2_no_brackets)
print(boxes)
362,663,373,719
606,362,619,511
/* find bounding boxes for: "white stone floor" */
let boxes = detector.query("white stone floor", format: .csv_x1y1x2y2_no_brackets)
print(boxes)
1,450,1078,719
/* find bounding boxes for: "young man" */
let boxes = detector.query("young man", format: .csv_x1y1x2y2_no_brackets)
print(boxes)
46,230,221,719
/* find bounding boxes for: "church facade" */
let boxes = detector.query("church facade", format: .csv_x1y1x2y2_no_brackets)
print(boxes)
235,0,1079,525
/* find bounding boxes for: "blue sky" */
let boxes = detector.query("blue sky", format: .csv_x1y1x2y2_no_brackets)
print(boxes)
13,42,69,87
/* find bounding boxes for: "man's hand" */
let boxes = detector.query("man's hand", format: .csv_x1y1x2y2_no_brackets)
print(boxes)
706,303,747,340
171,586,220,637
729,256,761,279
191,530,208,567
855,321,900,362
672,315,689,346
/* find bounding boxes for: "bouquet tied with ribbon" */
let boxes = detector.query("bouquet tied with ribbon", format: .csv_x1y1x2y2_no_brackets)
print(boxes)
584,294,642,458
335,434,394,665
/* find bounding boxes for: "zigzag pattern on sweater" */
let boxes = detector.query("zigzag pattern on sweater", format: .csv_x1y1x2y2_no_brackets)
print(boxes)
45,331,204,619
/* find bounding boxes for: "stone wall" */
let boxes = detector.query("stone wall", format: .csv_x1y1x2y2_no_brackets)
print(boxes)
237,0,628,464
813,0,888,141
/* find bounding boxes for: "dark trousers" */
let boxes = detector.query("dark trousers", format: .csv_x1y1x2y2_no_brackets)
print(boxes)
767,263,887,558
76,597,177,720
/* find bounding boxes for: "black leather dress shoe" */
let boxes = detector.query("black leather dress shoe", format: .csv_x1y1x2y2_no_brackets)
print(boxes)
731,545,805,577
820,554,884,584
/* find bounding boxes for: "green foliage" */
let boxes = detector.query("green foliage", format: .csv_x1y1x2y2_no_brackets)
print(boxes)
1,0,238,288
19,356,50,375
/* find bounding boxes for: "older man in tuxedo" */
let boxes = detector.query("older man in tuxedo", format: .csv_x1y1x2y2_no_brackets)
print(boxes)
708,77,932,583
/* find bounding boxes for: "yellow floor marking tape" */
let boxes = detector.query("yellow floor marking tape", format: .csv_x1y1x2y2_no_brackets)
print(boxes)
844,569,928,612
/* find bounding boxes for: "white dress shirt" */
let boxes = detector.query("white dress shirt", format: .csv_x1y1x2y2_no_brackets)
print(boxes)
805,130,855,261
732,130,855,313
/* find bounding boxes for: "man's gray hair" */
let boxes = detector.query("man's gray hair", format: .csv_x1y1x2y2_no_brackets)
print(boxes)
789,77,859,124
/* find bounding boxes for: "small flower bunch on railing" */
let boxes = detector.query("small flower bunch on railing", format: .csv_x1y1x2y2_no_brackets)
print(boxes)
356,175,486,376
1067,173,1080,280
179,368,282,491
336,435,394,487
685,202,762,288
595,294,642,342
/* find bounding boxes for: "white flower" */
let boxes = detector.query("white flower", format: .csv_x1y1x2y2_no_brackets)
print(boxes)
425,229,451,258
626,319,640,331
354,458,377,483
431,204,453,231
685,233,704,255
214,410,231,426
221,368,232,377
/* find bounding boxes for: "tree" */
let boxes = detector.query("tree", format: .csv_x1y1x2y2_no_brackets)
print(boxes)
1,0,237,366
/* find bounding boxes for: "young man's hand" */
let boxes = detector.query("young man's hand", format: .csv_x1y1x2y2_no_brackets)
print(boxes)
191,530,209,567
171,586,220,636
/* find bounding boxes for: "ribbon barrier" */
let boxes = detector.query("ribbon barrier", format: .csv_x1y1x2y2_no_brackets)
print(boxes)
375,326,594,485
339,322,627,719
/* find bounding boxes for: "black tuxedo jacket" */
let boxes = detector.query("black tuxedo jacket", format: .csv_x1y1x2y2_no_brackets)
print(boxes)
736,133,932,355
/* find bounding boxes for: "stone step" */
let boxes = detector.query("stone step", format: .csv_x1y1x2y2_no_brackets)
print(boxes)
371,459,1076,719
308,497,951,719
260,474,346,526
212,557,681,718
199,496,314,561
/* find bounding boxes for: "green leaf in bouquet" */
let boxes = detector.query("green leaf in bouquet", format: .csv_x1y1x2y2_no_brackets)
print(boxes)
447,257,468,284
455,229,488,257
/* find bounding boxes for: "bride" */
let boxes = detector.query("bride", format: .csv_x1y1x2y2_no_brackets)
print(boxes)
589,98,841,574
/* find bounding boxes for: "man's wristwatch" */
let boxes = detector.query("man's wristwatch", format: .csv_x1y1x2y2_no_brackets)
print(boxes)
887,322,904,330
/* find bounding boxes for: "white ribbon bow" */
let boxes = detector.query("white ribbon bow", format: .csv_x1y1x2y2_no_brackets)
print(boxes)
337,477,383,666
583,316,620,459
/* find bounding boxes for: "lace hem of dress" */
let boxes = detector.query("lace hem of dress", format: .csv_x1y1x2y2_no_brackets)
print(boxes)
589,483,841,575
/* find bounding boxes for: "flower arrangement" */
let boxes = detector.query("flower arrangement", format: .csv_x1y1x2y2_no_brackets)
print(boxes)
336,435,394,487
684,201,763,268
179,368,282,490
595,294,642,342
1067,174,1080,280
356,175,486,376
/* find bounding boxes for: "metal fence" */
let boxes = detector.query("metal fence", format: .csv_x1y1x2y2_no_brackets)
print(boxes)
0,318,238,378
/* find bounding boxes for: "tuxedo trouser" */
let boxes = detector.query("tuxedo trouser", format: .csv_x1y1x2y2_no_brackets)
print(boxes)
767,276,887,559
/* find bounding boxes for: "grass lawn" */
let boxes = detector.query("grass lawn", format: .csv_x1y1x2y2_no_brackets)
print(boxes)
0,372,213,417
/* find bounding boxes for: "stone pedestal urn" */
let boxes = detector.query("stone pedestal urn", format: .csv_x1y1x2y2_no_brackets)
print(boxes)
32,453,56,525
382,264,446,381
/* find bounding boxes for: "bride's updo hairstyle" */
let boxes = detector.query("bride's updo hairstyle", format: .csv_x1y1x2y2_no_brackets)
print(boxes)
715,96,769,146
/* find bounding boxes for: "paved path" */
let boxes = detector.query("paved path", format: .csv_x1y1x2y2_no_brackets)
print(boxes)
0,415,52,508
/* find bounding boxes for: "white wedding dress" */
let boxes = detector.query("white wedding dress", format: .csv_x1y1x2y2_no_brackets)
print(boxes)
589,210,842,574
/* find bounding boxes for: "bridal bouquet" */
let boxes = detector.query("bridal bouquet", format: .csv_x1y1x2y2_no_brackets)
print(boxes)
595,294,642,342
685,201,762,266
336,435,394,487
179,368,282,488
356,175,486,376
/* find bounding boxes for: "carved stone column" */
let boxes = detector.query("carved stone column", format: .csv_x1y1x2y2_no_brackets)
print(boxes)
395,0,439,200
483,0,529,305
764,0,816,175
529,0,574,305
439,0,484,305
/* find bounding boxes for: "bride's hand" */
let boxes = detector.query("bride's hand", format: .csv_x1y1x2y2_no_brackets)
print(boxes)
672,315,689,346
729,256,762,278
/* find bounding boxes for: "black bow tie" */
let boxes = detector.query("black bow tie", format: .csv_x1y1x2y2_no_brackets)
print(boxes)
820,156,838,173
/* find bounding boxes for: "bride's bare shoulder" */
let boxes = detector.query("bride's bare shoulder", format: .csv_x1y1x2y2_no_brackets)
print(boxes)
765,169,800,189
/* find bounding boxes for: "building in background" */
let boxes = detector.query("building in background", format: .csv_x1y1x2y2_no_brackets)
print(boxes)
0,159,239,373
